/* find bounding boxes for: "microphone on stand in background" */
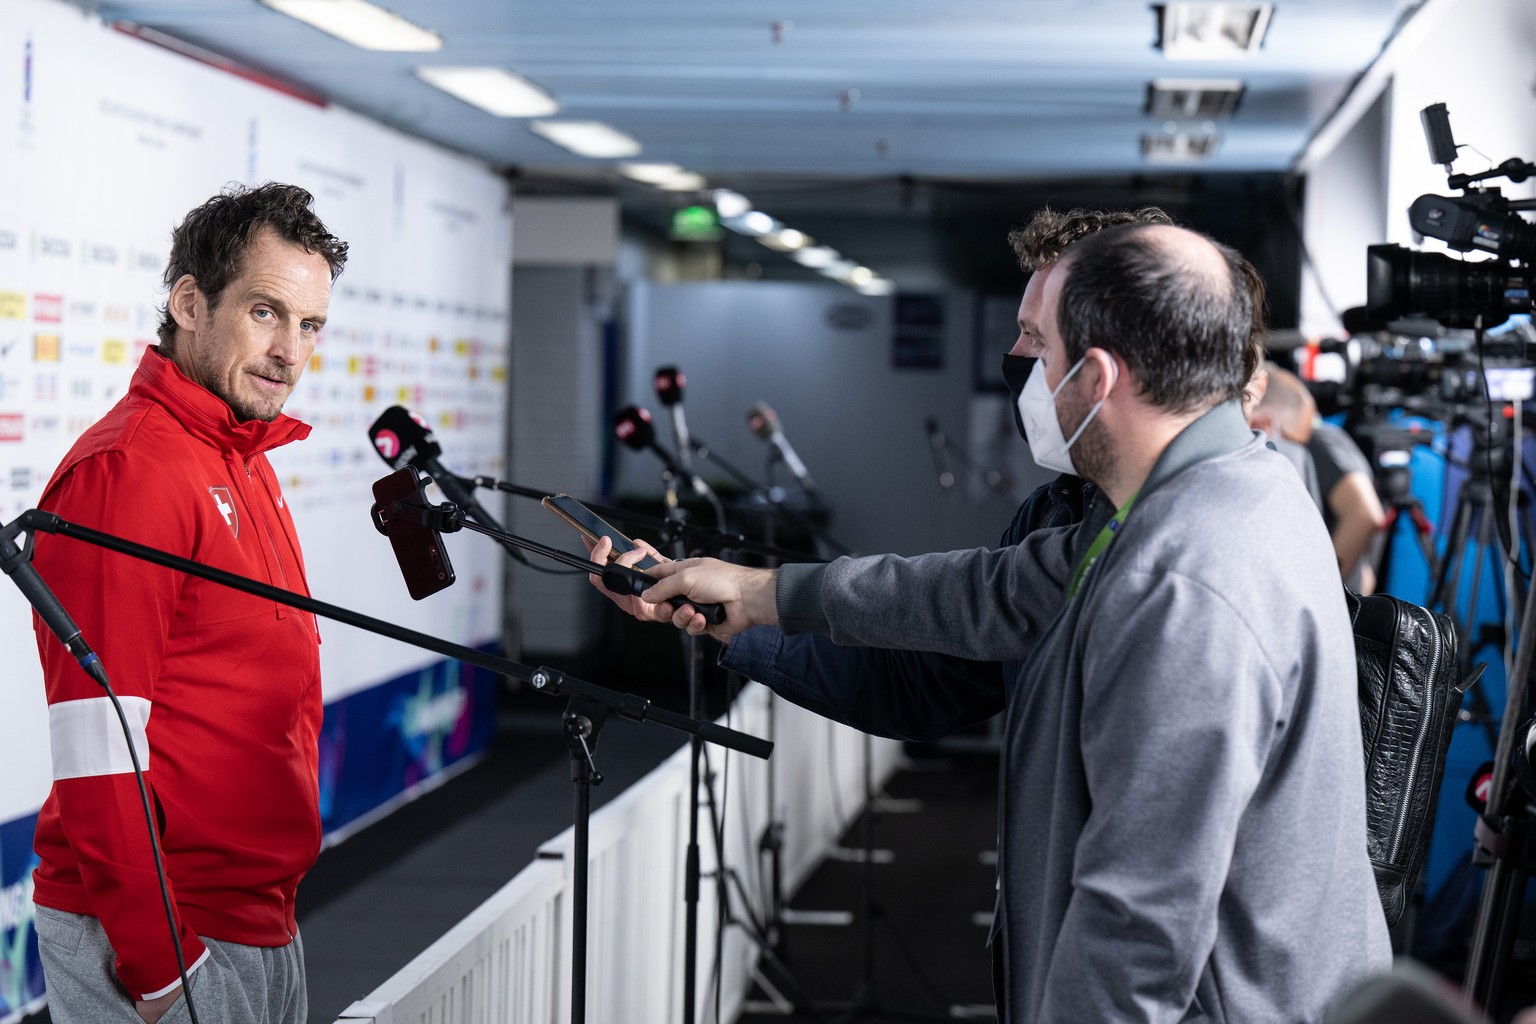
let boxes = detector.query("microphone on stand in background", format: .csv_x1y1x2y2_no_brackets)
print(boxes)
613,405,708,495
746,402,819,497
925,417,957,492
653,366,692,470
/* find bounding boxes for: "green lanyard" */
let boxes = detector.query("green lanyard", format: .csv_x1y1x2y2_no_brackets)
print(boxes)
1068,490,1139,598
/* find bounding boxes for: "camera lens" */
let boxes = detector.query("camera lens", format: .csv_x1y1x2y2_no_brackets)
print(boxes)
1366,244,1531,329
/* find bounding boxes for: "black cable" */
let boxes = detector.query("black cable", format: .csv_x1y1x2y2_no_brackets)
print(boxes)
99,671,201,1024
1472,330,1532,586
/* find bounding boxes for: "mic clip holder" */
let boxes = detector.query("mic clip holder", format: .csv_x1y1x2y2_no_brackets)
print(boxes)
371,496,467,536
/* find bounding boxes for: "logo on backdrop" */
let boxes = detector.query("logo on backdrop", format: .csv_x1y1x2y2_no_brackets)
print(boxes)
825,303,874,331
208,486,239,538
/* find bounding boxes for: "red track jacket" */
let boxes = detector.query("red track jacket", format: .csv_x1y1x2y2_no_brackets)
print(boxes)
31,348,322,999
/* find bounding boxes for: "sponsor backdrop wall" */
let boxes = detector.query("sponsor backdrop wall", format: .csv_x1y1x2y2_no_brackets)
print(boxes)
0,2,512,1017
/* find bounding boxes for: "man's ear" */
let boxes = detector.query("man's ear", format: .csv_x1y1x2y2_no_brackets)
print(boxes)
167,274,201,334
1083,347,1119,403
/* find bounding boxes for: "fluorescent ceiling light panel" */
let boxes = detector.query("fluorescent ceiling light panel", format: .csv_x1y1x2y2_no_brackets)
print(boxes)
1156,3,1273,59
760,228,810,252
529,120,642,158
619,162,706,191
724,211,777,236
1146,79,1244,120
1141,131,1222,161
857,279,895,296
791,245,839,269
713,190,752,219
656,172,707,192
416,67,556,117
620,162,687,184
261,0,442,51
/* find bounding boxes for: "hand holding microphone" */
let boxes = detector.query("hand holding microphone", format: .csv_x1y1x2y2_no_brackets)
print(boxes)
589,534,768,640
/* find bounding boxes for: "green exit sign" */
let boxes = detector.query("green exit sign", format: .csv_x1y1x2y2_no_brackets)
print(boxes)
670,205,721,241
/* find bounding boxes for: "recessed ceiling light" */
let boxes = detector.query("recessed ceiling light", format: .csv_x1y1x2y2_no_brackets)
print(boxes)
620,162,687,184
724,211,777,236
1155,3,1273,59
791,246,839,269
260,0,441,51
1141,131,1222,161
415,67,556,117
656,172,707,192
857,279,895,296
620,163,708,191
760,228,810,252
1145,79,1245,120
713,190,752,219
529,120,642,158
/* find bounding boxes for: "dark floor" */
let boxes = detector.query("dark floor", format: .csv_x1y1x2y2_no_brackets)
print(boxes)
733,753,1000,1024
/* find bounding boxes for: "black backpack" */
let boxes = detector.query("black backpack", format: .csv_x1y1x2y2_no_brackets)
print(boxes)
1347,588,1482,926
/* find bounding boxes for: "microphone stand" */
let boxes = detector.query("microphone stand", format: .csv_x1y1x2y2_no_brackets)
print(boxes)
9,508,770,1024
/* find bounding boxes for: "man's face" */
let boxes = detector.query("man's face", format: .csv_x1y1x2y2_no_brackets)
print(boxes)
1036,260,1071,387
1009,264,1053,359
171,227,332,423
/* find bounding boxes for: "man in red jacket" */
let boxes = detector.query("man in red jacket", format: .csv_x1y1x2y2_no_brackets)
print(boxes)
30,183,348,1024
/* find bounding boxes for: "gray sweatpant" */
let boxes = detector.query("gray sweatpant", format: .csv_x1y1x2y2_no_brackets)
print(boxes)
34,906,307,1024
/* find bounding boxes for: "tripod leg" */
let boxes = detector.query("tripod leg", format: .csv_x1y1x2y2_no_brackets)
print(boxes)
1431,489,1476,615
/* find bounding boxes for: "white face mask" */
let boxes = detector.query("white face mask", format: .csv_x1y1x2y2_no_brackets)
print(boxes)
1017,353,1115,476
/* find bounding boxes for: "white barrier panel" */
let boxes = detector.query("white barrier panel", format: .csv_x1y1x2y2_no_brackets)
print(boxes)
336,859,566,1024
336,683,903,1024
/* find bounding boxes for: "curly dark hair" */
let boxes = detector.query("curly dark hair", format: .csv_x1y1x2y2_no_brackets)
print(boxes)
157,182,349,351
1007,206,1174,272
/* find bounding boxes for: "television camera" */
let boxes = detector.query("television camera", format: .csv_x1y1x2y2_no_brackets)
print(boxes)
1365,102,1536,330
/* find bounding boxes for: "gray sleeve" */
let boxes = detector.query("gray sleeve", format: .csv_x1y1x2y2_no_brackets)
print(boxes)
780,523,1080,660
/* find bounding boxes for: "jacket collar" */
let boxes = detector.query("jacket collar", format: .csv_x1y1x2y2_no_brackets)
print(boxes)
1141,398,1253,498
134,347,311,458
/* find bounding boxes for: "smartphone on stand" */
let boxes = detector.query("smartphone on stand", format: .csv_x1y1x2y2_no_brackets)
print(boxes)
542,493,660,569
371,467,456,600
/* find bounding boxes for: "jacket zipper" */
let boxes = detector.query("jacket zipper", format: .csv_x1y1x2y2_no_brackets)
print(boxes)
1386,609,1443,864
241,458,291,593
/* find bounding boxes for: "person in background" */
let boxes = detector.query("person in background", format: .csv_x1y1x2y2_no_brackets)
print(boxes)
600,222,1391,1023
30,182,347,1024
1259,363,1386,592
1250,361,1324,511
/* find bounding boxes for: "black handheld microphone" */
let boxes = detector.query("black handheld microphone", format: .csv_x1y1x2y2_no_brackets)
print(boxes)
613,405,710,496
0,519,107,686
747,402,818,494
367,406,523,556
653,366,692,468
